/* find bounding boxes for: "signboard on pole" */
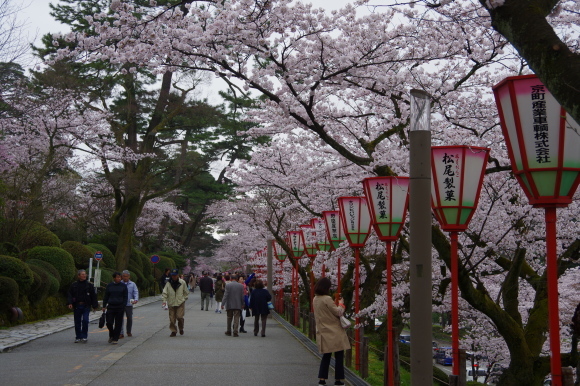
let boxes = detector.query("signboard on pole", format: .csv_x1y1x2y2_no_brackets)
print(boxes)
94,251,103,261
150,255,160,264
94,268,101,287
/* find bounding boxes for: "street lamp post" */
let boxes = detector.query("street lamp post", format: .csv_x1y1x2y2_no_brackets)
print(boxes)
430,145,490,379
337,196,372,372
409,89,433,386
493,75,580,386
322,210,347,297
300,224,318,311
273,240,287,312
311,218,331,277
362,176,410,386
287,230,305,326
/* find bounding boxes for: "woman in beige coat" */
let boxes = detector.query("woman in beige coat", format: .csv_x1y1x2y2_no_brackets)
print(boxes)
313,277,350,386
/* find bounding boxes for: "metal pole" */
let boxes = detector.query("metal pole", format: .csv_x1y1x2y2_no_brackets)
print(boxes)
546,207,562,386
355,247,361,371
267,239,273,295
386,241,394,386
450,231,460,377
409,89,433,386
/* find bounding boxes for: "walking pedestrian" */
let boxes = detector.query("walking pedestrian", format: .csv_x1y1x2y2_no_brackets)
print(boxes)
198,271,213,311
249,279,271,337
238,274,250,333
159,268,170,294
188,273,196,293
222,274,244,337
66,269,99,343
161,268,189,337
102,272,128,344
313,277,350,386
214,275,225,313
120,270,139,338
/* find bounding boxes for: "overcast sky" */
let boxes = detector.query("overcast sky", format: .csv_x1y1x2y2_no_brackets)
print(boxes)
20,0,358,49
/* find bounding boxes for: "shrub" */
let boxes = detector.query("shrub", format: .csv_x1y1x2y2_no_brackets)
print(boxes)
26,259,61,282
0,242,19,257
15,221,61,251
25,247,76,292
62,241,94,269
130,248,145,271
47,274,60,296
86,243,115,269
140,252,152,277
27,265,50,303
155,256,176,279
88,233,118,255
0,276,19,312
0,255,35,295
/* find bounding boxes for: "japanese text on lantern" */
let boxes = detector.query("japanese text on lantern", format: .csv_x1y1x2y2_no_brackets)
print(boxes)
374,182,390,220
530,85,550,164
441,153,459,202
329,214,339,239
348,201,356,231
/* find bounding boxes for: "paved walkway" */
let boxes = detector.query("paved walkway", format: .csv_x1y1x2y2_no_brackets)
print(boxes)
0,293,370,386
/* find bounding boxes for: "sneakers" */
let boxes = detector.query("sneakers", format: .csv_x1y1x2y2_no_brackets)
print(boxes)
108,338,113,343
81,339,88,343
119,334,124,339
170,332,177,337
218,310,222,314
111,340,118,344
215,309,218,313
74,339,80,343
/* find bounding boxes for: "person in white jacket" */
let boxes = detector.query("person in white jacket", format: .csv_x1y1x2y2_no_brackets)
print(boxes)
162,269,189,337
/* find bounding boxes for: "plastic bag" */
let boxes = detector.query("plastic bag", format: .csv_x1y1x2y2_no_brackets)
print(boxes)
339,316,351,329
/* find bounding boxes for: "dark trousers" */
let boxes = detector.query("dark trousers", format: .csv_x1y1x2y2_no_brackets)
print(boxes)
318,350,345,380
121,305,133,334
106,308,124,341
73,305,90,339
253,314,267,336
226,309,241,334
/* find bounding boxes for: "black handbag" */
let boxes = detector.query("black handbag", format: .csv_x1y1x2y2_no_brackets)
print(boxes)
98,311,106,328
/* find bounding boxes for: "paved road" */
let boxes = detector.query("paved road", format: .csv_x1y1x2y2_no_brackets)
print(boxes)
0,292,356,386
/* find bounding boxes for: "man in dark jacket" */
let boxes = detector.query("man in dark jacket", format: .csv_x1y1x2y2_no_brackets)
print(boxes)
102,272,128,344
198,271,214,311
67,269,99,343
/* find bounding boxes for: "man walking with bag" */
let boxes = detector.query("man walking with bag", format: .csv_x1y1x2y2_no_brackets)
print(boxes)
162,269,189,337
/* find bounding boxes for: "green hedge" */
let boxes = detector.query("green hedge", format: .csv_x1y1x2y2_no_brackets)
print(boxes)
86,243,115,269
0,242,19,257
28,265,50,303
130,248,145,271
15,221,61,251
62,241,94,269
0,276,19,312
46,274,60,296
0,255,35,295
27,259,61,282
25,247,76,292
154,256,176,279
87,232,118,255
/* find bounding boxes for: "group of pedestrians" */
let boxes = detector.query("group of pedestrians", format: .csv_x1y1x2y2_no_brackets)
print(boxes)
67,267,347,384
67,269,139,345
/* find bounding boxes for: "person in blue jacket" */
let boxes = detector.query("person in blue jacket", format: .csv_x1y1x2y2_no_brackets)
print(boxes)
249,279,272,337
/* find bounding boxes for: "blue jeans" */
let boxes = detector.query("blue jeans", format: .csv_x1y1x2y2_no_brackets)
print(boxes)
73,304,90,339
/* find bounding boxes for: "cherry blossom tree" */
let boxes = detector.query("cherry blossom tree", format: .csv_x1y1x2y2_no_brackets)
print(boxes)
51,0,579,384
